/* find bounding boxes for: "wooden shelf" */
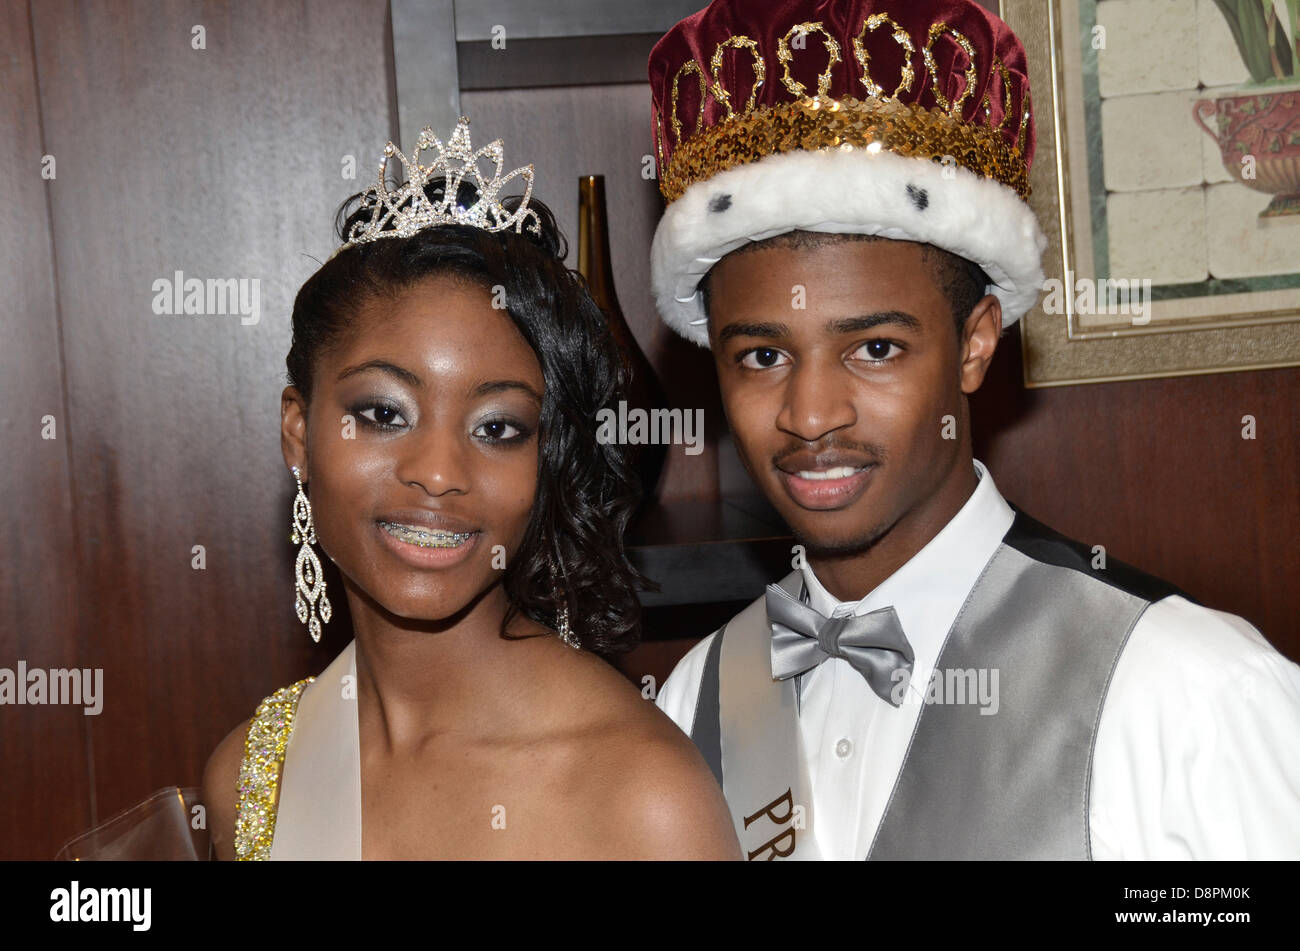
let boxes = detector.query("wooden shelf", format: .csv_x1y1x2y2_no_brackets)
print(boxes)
627,497,793,607
391,0,707,151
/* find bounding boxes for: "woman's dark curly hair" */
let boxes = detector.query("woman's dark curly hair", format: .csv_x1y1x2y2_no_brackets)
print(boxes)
286,177,649,657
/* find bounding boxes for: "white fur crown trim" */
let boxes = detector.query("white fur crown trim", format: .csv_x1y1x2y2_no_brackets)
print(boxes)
650,148,1047,347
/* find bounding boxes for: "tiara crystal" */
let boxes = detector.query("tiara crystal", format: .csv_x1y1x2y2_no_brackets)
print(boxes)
338,117,539,252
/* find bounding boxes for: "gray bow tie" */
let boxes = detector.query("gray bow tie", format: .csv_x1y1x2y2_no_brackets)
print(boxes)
767,582,914,706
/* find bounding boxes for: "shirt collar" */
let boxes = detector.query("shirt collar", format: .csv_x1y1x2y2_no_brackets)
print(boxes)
798,459,1013,698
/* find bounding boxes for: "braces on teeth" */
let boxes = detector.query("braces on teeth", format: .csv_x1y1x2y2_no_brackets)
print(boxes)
379,521,475,548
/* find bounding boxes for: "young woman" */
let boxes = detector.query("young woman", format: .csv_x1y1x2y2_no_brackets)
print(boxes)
201,122,740,860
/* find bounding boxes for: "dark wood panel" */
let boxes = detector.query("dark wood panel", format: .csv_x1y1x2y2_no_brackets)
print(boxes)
0,0,93,860
27,0,395,845
452,0,706,40
460,84,722,502
458,34,664,89
973,327,1300,658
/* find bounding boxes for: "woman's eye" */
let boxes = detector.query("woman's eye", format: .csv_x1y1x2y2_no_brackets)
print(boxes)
855,340,902,362
474,418,526,441
357,404,407,429
740,347,789,369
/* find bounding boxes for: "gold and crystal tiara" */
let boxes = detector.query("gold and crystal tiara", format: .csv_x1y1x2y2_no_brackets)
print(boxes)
336,117,540,254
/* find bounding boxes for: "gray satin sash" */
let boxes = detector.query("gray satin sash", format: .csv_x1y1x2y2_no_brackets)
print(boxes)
270,640,362,860
709,571,820,860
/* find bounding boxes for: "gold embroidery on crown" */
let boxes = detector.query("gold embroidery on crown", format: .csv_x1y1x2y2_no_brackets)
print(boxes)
659,96,1030,203
1018,91,1032,154
233,677,314,861
711,35,766,119
923,22,979,117
654,103,666,179
671,60,708,146
854,13,915,100
982,56,1013,128
777,22,842,99
660,16,1033,203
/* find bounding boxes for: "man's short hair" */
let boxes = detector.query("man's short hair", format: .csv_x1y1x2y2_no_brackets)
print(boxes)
698,231,991,340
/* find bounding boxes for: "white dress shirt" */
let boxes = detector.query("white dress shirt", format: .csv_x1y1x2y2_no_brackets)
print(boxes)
656,460,1300,859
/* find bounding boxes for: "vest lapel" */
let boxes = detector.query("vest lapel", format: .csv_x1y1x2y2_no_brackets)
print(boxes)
866,543,1146,859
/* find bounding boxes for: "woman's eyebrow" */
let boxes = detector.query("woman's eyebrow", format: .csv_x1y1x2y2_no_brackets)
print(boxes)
336,359,423,387
472,379,542,403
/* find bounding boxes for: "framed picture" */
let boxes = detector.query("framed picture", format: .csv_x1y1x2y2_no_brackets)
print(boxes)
1003,0,1300,386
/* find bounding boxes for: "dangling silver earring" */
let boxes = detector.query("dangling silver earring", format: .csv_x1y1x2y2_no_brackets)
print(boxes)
291,465,331,642
556,603,575,646
549,559,580,650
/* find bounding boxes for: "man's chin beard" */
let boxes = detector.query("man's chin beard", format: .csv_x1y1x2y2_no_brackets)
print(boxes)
793,519,893,560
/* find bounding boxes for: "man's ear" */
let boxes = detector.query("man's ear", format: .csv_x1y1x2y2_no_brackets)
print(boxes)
281,386,308,479
958,294,1002,395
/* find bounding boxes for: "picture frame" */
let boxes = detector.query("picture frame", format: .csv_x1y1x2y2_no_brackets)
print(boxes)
1003,0,1300,387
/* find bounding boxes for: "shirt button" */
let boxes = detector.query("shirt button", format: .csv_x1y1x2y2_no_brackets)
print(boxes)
834,738,853,759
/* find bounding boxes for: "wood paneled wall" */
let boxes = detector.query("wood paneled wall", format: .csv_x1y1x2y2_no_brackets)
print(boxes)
973,334,1299,657
2,0,396,860
1,0,1296,862
0,0,92,864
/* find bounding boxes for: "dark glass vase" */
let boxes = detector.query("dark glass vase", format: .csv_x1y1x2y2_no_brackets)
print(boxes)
577,174,668,508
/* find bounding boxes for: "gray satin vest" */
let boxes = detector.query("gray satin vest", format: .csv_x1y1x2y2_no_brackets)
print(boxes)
688,509,1188,860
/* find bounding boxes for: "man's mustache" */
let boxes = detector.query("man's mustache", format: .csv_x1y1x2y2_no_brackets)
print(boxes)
772,437,887,472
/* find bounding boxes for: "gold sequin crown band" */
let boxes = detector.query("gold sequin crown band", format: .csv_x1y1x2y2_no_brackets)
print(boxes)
336,117,540,255
649,0,1037,202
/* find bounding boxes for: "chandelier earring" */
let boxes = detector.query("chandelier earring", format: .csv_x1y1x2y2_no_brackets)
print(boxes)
548,558,580,650
291,465,332,642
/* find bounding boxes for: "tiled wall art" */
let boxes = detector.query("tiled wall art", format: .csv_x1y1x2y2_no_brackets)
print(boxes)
1007,0,1300,386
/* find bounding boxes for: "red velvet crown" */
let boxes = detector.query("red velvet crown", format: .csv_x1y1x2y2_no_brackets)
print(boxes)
649,0,1037,203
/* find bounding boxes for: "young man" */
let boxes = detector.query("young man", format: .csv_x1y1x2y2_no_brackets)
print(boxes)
648,0,1300,859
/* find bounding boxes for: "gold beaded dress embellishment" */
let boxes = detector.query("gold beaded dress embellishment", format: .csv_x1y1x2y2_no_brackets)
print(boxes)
234,677,314,860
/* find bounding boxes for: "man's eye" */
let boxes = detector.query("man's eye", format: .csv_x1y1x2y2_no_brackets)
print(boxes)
855,340,902,362
740,347,789,369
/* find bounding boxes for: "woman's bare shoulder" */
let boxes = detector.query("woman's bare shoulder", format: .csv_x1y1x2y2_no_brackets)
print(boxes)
590,717,741,860
201,718,251,861
551,654,741,859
